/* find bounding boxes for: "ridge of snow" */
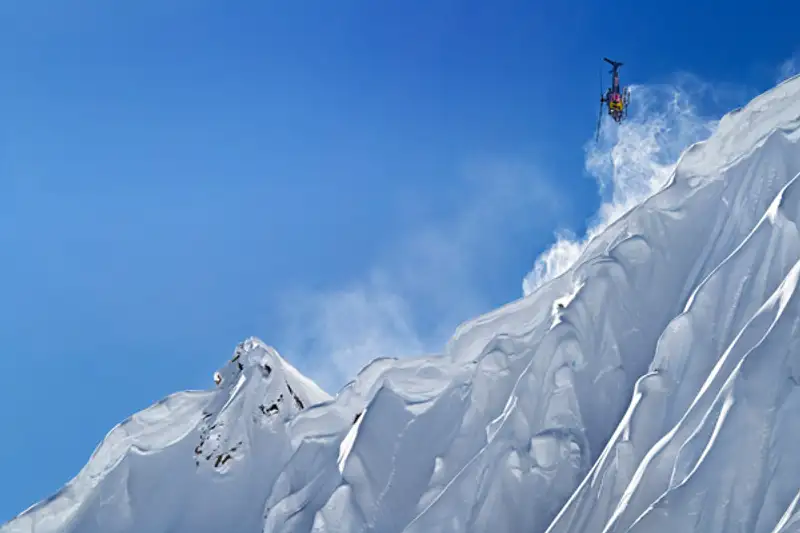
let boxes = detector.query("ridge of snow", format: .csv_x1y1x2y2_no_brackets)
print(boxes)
3,74,800,533
2,338,333,533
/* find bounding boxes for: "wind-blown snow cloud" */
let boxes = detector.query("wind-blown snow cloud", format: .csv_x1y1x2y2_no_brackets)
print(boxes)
278,158,570,393
522,74,750,295
778,51,799,83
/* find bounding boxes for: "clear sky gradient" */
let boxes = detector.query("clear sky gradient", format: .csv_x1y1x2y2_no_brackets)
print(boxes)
2,0,798,523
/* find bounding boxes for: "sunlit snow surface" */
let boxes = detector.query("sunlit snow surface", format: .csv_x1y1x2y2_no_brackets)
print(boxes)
4,75,800,533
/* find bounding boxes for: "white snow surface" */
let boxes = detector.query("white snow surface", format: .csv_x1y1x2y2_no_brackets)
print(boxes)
4,75,800,533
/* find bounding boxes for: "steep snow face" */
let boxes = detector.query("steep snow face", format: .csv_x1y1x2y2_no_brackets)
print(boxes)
546,169,800,533
3,75,800,533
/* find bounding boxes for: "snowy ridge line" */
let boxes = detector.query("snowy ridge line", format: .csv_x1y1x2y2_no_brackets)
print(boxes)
1,339,332,533
679,79,800,179
4,75,800,533
285,356,398,438
262,356,476,533
472,76,800,532
4,390,213,528
405,166,734,529
404,313,593,531
545,82,800,312
681,127,800,310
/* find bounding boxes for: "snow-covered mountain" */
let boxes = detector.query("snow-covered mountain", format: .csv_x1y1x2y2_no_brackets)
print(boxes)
4,74,800,533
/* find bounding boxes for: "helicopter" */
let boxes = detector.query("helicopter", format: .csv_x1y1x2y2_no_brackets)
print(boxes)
596,57,631,139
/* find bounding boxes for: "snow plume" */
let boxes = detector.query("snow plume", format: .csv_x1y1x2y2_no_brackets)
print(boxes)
277,273,425,394
522,75,735,295
778,51,800,83
279,159,568,393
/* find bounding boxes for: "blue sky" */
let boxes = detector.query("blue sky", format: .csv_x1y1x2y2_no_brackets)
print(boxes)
1,0,798,523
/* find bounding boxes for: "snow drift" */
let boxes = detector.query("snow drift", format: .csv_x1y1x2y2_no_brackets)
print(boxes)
4,74,800,533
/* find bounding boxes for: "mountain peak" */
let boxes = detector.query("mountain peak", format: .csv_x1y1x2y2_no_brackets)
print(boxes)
212,337,331,410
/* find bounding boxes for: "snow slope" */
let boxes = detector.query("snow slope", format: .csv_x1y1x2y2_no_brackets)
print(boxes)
3,74,800,533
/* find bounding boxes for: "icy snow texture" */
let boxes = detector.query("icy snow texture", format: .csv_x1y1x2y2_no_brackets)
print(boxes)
4,74,800,533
